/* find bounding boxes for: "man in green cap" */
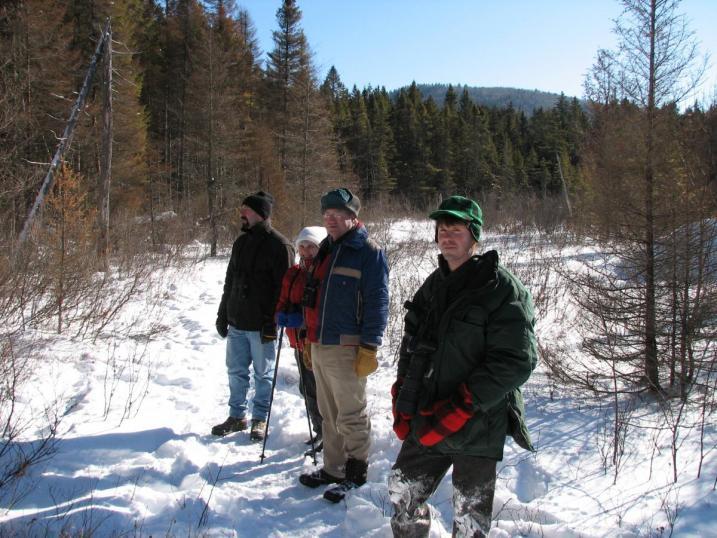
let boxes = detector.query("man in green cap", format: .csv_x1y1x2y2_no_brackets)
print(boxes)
388,195,537,537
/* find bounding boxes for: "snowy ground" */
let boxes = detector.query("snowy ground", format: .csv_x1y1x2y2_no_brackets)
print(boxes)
1,222,716,537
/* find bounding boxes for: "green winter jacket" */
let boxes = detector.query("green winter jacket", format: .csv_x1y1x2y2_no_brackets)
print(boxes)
397,250,537,459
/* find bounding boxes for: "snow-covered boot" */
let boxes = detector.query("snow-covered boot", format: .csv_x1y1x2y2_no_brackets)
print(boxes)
323,458,367,503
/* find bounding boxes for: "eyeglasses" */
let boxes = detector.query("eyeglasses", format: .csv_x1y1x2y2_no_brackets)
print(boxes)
322,210,350,221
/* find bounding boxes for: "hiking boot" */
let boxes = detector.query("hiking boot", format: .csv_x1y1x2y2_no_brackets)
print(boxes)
304,441,323,457
249,419,266,441
211,416,247,436
299,468,342,488
323,458,368,503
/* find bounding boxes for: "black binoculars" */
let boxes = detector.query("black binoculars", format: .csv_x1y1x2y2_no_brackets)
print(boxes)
301,278,319,308
395,342,435,416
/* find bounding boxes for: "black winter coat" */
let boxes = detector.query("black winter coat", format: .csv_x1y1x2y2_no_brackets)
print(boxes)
217,221,294,331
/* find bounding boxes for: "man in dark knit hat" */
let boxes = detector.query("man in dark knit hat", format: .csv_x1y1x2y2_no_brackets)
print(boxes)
213,191,294,441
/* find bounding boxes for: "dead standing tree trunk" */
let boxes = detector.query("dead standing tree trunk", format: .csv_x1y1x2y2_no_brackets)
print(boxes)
583,0,705,394
17,19,112,248
97,20,113,267
206,28,218,257
643,0,660,392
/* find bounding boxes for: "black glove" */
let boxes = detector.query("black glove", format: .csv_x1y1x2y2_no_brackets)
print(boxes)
216,317,228,338
260,322,277,343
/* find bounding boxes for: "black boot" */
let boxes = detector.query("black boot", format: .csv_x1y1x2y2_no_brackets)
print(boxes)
323,458,367,503
299,468,342,488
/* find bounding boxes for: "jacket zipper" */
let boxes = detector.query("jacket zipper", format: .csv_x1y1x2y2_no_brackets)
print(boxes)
427,275,499,402
319,244,342,343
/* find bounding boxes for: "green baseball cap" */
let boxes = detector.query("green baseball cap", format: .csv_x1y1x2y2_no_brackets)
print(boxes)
429,195,483,241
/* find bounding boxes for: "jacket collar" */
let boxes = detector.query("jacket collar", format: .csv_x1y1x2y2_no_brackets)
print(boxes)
438,250,499,288
323,223,368,251
246,220,271,237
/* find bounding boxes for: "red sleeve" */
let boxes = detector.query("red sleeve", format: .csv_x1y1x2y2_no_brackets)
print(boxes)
275,265,300,317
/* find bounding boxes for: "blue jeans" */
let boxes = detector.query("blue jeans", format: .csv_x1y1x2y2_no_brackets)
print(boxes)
226,327,277,421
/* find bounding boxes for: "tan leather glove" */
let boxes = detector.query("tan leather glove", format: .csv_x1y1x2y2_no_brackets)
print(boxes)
302,342,312,370
354,345,378,377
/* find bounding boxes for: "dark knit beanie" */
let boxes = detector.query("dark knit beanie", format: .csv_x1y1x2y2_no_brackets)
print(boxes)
320,188,361,216
242,190,274,219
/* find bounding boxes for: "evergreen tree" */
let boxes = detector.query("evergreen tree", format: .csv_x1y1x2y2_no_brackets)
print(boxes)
364,87,395,196
264,0,341,220
320,66,352,173
264,0,310,173
390,82,430,198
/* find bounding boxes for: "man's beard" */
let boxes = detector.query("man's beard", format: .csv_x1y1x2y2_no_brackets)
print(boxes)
240,217,250,231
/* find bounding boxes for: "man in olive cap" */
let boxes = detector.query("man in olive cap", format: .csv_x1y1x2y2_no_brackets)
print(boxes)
213,191,294,441
297,187,389,503
388,195,537,537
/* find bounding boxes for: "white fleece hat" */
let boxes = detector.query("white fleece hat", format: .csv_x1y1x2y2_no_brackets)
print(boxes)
295,226,326,248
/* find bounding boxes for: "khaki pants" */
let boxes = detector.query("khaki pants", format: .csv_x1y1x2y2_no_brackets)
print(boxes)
311,343,371,478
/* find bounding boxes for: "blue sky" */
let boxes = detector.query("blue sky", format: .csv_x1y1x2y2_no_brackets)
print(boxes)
236,0,716,100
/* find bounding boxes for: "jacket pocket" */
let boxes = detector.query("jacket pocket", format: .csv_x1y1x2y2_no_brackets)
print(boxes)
445,317,486,373
329,274,361,331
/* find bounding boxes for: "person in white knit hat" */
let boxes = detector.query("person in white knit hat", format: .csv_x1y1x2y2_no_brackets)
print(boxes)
275,226,327,455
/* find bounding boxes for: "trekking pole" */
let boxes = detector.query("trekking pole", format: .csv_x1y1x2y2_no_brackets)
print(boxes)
260,327,285,463
295,348,317,465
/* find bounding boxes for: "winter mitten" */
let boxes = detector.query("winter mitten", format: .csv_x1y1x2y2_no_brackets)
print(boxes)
417,383,474,447
284,310,303,328
354,345,378,377
276,311,288,328
216,317,228,338
391,379,410,440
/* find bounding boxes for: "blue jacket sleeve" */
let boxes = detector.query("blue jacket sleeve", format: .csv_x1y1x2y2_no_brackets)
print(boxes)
359,247,389,346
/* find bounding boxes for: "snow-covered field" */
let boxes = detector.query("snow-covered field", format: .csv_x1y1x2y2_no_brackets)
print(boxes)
1,221,716,537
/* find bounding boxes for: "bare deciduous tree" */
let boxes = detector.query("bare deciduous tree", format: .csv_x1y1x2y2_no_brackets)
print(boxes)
583,0,708,392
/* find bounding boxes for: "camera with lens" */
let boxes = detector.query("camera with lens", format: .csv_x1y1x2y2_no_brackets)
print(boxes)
395,340,436,417
301,277,319,308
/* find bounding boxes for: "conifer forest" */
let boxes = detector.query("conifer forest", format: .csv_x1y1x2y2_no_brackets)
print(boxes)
1,0,595,245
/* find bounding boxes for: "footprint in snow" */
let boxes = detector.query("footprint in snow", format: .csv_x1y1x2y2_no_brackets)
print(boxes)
174,400,198,412
154,373,193,389
513,457,550,503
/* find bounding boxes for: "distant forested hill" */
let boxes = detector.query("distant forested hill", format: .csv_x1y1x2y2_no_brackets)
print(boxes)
390,84,576,114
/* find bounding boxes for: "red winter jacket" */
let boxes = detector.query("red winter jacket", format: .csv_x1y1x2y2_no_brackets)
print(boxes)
275,261,311,351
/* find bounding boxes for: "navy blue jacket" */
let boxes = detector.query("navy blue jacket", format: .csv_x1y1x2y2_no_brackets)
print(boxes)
306,225,389,347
